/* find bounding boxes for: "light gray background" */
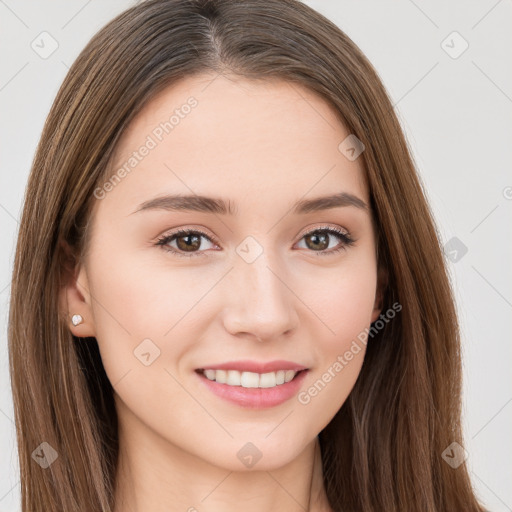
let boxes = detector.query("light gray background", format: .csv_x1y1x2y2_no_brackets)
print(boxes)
1,1,511,511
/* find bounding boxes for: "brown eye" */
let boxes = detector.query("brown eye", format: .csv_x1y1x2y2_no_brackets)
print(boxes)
304,231,330,251
296,227,355,255
156,226,355,259
175,232,202,252
156,229,217,258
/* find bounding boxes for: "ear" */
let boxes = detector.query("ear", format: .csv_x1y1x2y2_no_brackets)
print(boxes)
370,262,388,324
58,239,96,338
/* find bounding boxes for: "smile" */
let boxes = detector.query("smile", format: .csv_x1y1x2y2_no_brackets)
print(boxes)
198,368,303,388
195,368,309,409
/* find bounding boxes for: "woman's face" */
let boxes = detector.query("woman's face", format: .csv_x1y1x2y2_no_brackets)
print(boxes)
65,73,383,471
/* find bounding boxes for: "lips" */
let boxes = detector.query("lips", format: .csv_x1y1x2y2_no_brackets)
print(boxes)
195,359,308,374
195,366,310,409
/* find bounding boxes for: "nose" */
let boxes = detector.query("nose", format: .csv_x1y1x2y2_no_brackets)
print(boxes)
221,251,299,343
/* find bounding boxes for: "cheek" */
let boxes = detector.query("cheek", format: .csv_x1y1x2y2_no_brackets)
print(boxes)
87,237,184,332
295,254,378,343
85,242,214,388
296,342,365,432
292,259,376,422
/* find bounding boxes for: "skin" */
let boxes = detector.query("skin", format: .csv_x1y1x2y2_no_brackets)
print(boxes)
60,72,384,512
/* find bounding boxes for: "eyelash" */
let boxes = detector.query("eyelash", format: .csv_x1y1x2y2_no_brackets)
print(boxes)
155,226,355,259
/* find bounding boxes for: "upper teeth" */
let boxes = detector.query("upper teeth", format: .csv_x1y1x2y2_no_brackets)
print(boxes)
202,369,299,388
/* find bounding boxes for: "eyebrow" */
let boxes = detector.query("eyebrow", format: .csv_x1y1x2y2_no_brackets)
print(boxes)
131,192,369,216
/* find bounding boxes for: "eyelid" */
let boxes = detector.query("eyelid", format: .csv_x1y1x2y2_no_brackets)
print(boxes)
295,223,351,239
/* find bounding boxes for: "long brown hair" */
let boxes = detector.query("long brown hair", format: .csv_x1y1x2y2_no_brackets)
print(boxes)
8,0,487,510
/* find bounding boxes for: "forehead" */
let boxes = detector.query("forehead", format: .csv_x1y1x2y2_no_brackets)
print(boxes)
100,73,369,215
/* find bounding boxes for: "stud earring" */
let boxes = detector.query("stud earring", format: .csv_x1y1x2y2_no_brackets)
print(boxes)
71,314,83,326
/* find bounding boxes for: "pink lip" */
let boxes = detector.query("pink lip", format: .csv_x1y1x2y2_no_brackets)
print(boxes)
195,368,309,409
196,359,308,373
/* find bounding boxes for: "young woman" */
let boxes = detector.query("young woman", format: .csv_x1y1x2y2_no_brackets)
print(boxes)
8,0,488,510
